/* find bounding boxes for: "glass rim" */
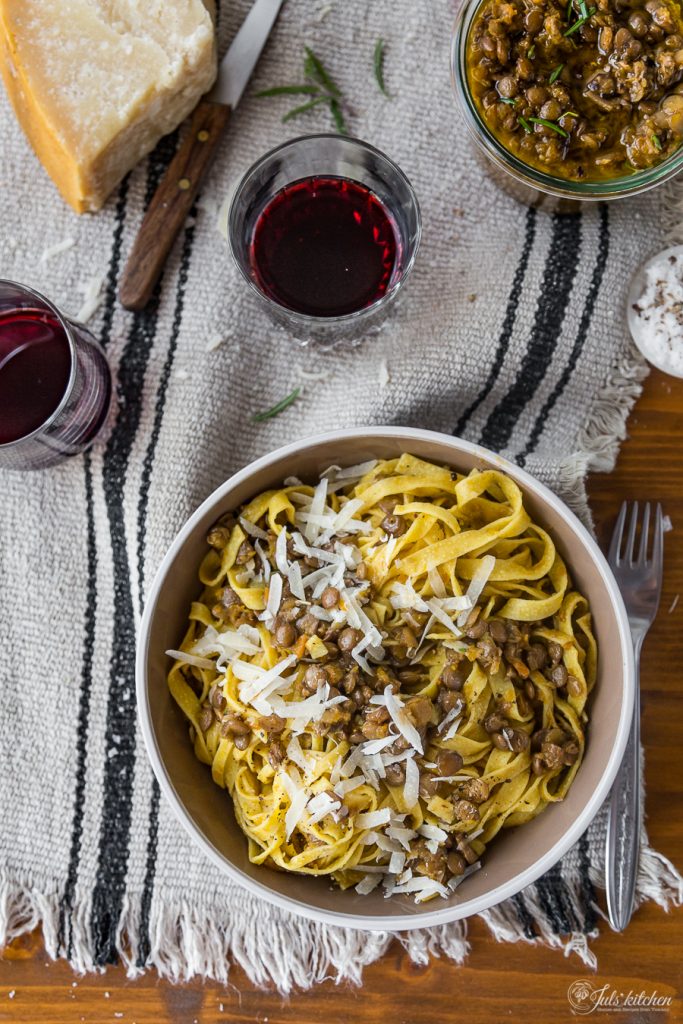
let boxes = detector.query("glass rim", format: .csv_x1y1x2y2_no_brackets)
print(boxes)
450,0,683,201
227,132,422,325
0,278,78,450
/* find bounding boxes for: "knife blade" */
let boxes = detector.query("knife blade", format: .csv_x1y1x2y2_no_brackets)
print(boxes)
210,0,284,108
118,0,285,312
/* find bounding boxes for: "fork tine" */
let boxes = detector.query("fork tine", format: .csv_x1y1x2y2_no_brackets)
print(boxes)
625,501,639,565
608,501,627,566
653,503,664,574
637,502,651,565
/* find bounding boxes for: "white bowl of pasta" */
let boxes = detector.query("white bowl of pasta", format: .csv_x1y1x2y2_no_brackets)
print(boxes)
137,427,634,930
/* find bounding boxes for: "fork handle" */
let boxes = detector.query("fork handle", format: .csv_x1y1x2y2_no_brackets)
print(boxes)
605,654,641,932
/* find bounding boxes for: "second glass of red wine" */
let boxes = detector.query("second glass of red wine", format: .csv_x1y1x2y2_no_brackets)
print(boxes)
0,280,112,471
228,135,421,344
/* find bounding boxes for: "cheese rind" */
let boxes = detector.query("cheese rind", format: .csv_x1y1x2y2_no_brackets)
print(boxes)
0,0,216,213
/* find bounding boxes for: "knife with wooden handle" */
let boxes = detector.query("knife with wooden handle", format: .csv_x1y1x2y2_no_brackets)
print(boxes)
119,0,285,312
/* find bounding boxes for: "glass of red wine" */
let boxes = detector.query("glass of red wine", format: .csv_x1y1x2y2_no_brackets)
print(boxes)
0,280,112,471
228,134,421,344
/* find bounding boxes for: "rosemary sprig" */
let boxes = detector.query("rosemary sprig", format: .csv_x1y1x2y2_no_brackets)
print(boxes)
564,8,596,35
374,38,389,96
304,46,341,97
252,387,301,423
549,64,564,84
518,115,533,133
260,48,348,133
282,96,329,123
652,134,663,151
566,0,573,17
529,116,569,137
255,84,319,97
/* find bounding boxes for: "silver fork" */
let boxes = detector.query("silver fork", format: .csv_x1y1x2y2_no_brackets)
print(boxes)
605,501,664,932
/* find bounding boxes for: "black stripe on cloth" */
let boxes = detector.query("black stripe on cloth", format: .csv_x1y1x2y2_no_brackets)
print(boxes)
549,862,582,932
535,861,581,935
135,214,197,968
534,873,568,934
135,214,197,611
519,204,610,463
90,132,178,966
58,452,97,957
99,182,130,351
91,304,162,965
58,179,129,957
578,830,598,932
136,781,161,968
511,892,538,941
479,211,582,453
453,207,537,438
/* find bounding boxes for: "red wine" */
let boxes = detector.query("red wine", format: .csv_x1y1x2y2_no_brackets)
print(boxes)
0,309,72,444
250,176,398,317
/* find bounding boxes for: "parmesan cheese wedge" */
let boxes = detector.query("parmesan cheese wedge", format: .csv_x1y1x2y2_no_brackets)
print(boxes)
0,0,216,213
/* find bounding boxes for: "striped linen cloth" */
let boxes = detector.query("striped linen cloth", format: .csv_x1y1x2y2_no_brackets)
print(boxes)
1,0,681,992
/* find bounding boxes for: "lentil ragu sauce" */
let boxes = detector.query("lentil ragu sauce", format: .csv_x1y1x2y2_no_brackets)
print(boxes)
466,0,683,180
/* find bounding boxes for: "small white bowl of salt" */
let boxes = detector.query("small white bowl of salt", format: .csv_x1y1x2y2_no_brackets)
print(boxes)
628,245,683,378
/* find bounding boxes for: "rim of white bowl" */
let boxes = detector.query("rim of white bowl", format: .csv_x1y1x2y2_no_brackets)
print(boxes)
136,426,635,932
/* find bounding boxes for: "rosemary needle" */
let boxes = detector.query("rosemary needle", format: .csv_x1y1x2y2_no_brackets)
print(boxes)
518,115,533,133
652,134,663,151
329,97,348,134
304,46,341,97
374,38,389,96
564,8,596,35
255,84,319,97
282,96,329,123
252,388,301,423
549,64,564,85
529,117,569,137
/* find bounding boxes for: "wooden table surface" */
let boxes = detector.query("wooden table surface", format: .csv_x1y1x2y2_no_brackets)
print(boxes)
1,368,682,1024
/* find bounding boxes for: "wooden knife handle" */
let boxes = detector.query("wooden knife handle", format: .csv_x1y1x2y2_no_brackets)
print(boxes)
118,98,231,311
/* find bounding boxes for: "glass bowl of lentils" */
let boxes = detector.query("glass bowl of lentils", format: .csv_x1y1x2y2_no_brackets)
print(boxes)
451,0,683,202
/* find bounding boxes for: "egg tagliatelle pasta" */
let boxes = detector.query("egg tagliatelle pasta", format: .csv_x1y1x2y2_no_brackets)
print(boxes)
167,455,597,903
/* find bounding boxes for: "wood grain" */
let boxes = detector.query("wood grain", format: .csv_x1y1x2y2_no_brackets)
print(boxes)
118,99,231,312
1,369,681,1024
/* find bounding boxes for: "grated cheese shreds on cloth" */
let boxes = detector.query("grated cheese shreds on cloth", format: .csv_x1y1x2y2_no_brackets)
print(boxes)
167,454,597,904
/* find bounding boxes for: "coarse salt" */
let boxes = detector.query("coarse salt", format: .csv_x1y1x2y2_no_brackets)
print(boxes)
631,252,683,376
